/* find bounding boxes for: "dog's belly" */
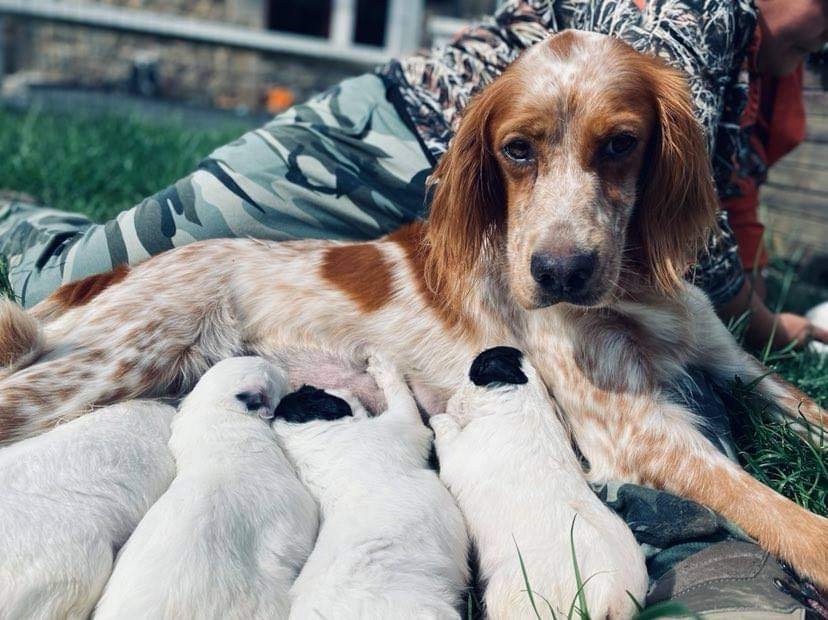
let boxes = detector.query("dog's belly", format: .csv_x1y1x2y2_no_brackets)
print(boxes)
231,241,506,414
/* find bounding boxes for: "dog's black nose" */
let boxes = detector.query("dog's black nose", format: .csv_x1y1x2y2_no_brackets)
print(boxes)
273,385,353,423
530,251,596,302
469,346,528,387
235,390,269,412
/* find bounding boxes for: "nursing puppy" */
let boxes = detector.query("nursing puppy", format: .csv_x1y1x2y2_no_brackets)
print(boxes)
0,400,175,620
431,347,647,619
273,354,470,619
95,356,317,620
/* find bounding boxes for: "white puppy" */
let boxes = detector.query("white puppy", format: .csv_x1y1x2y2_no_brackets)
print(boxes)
273,354,470,619
431,347,648,619
0,400,175,620
95,356,318,620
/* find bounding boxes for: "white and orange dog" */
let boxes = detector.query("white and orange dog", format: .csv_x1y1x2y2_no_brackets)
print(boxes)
273,354,470,619
0,30,826,592
0,400,175,620
95,357,318,619
432,346,647,618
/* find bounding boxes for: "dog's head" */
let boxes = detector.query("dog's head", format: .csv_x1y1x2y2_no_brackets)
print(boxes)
273,385,370,425
468,346,529,388
426,30,717,309
180,356,290,421
273,385,354,423
446,346,544,425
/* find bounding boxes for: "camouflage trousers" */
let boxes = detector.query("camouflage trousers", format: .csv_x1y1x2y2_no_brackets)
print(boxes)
0,74,432,307
0,75,819,617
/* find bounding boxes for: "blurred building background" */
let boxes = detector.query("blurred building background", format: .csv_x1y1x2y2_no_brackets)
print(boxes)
0,0,497,113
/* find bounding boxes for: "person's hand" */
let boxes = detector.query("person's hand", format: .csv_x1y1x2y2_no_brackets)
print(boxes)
719,278,828,351
770,312,828,350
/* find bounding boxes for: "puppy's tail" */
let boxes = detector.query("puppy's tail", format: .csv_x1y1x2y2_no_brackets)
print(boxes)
0,297,44,377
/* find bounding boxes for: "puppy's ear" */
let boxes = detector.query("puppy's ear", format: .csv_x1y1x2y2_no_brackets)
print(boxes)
633,60,719,297
425,76,510,302
273,385,353,423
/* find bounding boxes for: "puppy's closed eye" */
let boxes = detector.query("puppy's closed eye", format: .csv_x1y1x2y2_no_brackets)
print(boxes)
469,346,528,387
235,391,268,412
274,385,353,423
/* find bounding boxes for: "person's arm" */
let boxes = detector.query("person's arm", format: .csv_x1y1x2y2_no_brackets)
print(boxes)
719,277,828,350
692,207,827,351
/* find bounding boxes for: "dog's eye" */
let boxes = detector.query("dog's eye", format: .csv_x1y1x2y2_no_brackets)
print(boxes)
602,134,638,158
502,139,534,163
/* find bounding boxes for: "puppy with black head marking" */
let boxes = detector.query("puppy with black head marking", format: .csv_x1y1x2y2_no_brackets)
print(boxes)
95,356,318,620
275,384,357,422
273,353,470,619
431,347,647,619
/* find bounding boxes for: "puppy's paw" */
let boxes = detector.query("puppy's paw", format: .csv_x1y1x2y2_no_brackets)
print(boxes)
429,414,461,445
444,392,470,426
366,352,405,392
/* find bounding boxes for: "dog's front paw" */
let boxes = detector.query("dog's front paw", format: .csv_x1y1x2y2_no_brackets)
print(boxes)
782,512,828,593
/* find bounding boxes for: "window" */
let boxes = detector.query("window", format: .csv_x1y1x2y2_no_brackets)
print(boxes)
354,0,388,47
267,0,332,38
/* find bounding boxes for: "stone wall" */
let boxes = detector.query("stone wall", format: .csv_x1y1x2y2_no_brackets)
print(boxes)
5,0,363,112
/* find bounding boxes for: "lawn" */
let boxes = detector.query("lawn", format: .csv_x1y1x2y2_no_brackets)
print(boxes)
0,105,825,519
0,105,247,222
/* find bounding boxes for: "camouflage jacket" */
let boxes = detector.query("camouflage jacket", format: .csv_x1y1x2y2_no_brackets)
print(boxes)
379,0,759,305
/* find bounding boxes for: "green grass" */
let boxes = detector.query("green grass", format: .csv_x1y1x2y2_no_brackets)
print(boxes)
725,257,827,517
0,106,246,222
733,351,826,516
0,107,824,517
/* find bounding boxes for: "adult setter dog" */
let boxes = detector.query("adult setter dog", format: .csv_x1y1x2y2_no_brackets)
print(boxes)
1,31,826,589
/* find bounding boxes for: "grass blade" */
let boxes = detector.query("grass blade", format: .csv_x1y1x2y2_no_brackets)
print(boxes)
632,600,698,619
514,536,542,620
567,517,589,620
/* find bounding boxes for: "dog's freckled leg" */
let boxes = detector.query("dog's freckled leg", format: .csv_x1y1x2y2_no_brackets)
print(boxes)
623,401,828,590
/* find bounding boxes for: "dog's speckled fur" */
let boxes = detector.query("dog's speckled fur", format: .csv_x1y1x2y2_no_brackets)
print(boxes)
0,32,825,592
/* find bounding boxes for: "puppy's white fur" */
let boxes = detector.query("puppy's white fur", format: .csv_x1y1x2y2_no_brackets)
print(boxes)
807,301,828,355
0,400,175,620
95,356,318,620
431,353,648,619
275,354,470,619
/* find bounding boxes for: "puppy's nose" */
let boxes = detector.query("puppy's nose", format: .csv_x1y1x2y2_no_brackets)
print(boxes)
530,251,596,301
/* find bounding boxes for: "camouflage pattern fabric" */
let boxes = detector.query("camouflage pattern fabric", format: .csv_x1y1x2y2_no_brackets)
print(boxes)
647,541,824,618
0,74,431,307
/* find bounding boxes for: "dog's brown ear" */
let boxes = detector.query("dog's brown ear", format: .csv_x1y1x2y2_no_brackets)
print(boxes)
425,79,507,303
634,61,719,297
